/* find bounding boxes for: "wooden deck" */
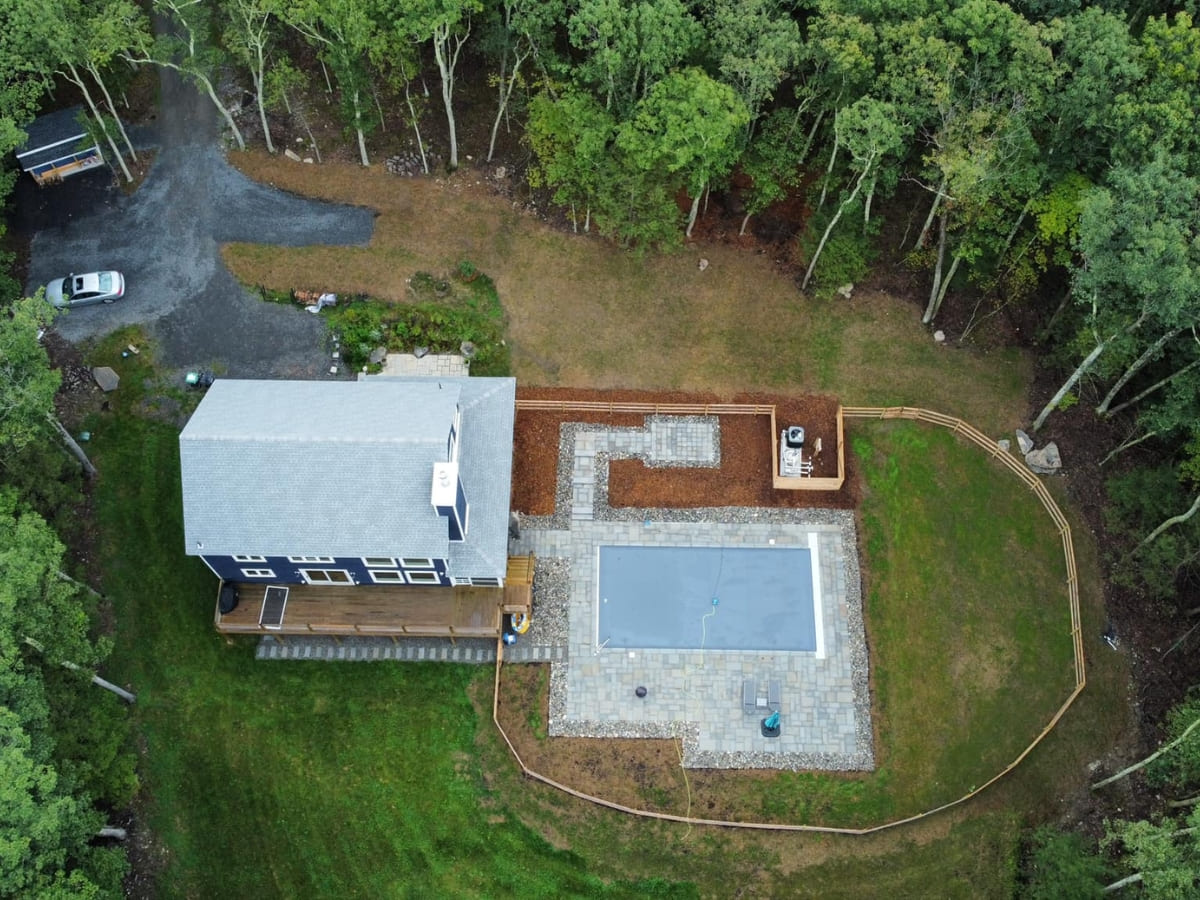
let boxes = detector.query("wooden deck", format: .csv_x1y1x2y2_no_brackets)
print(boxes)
214,555,534,638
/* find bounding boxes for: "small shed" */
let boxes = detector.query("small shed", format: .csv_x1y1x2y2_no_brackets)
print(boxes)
15,106,104,185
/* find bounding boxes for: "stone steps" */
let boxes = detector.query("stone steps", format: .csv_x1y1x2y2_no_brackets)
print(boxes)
255,636,567,664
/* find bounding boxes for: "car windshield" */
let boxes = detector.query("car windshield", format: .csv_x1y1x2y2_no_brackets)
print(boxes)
98,273,112,291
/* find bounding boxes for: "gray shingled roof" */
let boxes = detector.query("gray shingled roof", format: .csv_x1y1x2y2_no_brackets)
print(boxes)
179,377,516,579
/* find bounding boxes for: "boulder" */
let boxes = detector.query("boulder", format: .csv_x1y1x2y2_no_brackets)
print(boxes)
1016,429,1034,454
933,330,946,343
1025,442,1062,475
698,258,709,271
997,438,1011,453
284,147,302,162
836,283,854,299
368,346,387,365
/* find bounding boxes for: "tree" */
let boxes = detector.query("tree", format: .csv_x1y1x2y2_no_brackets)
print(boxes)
479,0,562,162
616,68,749,237
0,297,96,477
567,0,701,117
222,0,280,153
1022,826,1111,899
802,96,908,291
126,0,247,150
385,0,483,171
1032,156,1200,432
704,0,801,140
527,89,616,232
1101,807,1200,897
282,0,383,166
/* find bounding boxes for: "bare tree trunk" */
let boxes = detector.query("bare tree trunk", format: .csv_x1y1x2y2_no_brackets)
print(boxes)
685,193,701,238
48,414,96,477
1097,327,1184,415
253,55,274,153
432,22,470,171
927,250,963,325
22,637,136,703
56,569,103,599
1103,873,1143,894
1107,358,1200,418
98,827,128,840
739,211,752,236
1100,429,1157,466
816,128,840,211
803,162,870,291
922,213,949,324
320,59,332,93
1092,714,1200,789
488,47,529,163
131,58,246,150
1139,492,1200,548
914,177,947,249
352,90,369,166
1031,337,1113,432
65,63,132,183
86,64,138,162
402,79,428,174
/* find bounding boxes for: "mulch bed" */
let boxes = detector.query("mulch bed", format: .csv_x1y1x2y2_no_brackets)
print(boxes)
512,387,858,515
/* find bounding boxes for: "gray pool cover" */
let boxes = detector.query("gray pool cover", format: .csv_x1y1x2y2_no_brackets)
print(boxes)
597,545,816,651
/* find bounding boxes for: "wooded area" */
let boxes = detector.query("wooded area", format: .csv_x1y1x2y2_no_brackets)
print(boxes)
2,0,1200,894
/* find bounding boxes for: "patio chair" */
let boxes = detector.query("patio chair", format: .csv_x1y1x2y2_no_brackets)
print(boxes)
768,679,782,712
742,679,758,714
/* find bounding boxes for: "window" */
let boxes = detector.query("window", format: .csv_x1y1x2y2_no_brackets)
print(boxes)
300,569,353,585
471,577,501,587
288,556,335,564
400,557,434,569
405,571,442,585
233,555,266,563
362,557,396,568
368,570,406,584
451,576,472,586
241,568,275,579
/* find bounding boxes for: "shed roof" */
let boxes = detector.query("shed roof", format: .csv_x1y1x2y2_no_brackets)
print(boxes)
179,377,516,578
15,107,94,169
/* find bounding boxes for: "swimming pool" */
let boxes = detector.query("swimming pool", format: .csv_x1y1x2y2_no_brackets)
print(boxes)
596,543,819,652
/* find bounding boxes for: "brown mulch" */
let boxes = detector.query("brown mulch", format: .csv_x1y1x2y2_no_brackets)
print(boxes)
512,387,857,515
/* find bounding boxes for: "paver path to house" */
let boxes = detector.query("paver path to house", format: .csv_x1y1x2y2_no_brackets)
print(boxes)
18,57,374,379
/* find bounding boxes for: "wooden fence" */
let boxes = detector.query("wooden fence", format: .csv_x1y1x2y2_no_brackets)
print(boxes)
489,406,1087,834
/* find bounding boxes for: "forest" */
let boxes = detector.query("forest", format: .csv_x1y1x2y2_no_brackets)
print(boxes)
1,0,1200,895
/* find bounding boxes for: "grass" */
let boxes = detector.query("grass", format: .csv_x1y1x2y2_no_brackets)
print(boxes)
222,154,1030,434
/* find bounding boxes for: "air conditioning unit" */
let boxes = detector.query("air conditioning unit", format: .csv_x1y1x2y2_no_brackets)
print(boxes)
785,426,805,448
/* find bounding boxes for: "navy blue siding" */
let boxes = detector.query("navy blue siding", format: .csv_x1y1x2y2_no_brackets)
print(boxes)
203,555,449,586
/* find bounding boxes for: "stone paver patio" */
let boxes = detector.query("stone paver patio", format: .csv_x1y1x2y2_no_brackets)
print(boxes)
511,416,874,770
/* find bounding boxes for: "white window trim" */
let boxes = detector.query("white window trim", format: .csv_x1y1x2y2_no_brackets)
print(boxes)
241,568,275,579
300,568,353,585
405,571,442,585
400,557,435,569
288,555,335,564
362,556,396,568
368,570,406,585
233,555,267,563
471,577,501,587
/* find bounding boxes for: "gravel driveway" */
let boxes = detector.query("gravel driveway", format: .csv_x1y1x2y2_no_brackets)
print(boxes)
20,63,374,379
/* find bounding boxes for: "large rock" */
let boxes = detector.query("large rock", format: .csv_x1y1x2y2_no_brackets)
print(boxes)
1015,429,1034,454
1025,442,1062,475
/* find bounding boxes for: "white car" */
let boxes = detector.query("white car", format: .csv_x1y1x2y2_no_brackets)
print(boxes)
45,271,125,308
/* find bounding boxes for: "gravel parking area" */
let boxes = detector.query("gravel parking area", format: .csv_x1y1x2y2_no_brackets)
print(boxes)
18,65,374,380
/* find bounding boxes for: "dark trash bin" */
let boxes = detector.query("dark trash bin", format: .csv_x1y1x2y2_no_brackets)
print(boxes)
218,582,240,614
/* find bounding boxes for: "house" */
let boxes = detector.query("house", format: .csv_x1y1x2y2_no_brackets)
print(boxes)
15,106,104,185
179,377,528,636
